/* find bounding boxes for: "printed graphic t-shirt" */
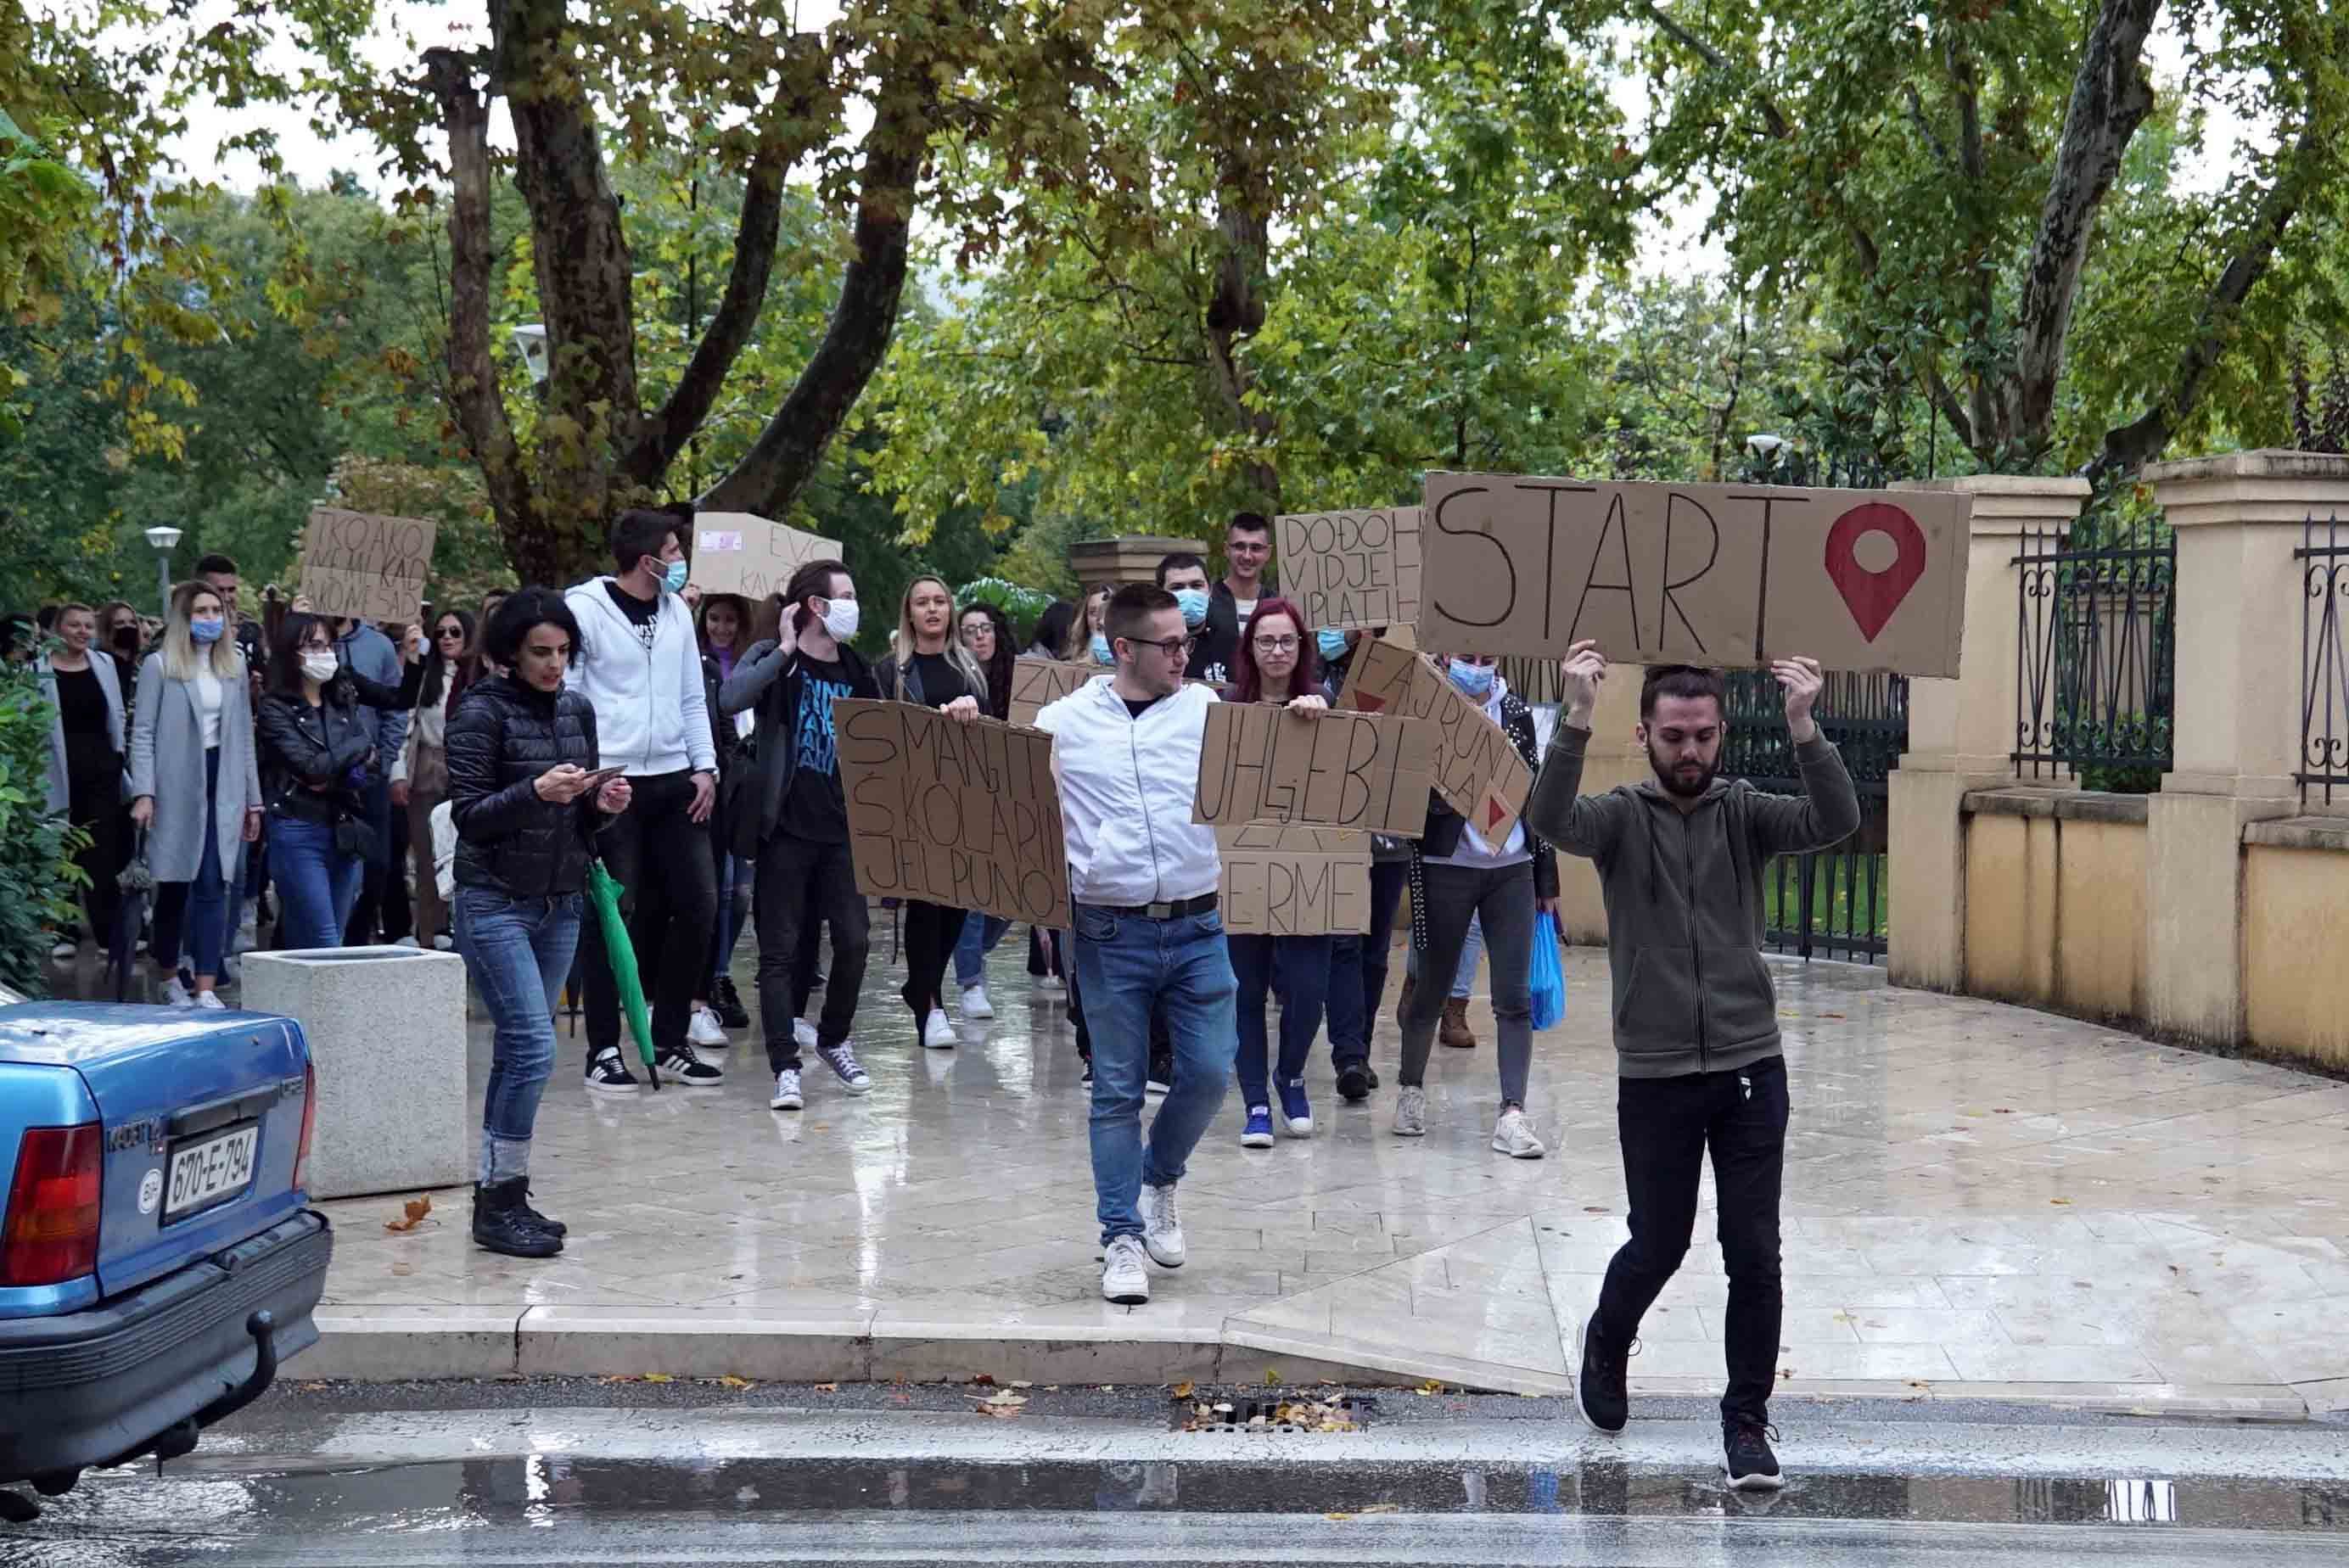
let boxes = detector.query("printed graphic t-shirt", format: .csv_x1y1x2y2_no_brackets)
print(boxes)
783,652,854,843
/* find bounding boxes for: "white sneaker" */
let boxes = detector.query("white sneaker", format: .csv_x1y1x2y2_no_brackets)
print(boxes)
1140,1183,1185,1268
432,933,455,951
164,976,195,1009
688,1006,729,1047
392,935,419,949
1491,1106,1546,1159
49,939,76,960
195,990,227,1011
793,1017,817,1051
1101,1235,1150,1305
960,983,994,1020
1392,1085,1427,1137
922,1009,957,1050
770,1068,804,1111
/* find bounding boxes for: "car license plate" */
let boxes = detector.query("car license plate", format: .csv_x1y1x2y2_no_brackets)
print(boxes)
164,1123,259,1221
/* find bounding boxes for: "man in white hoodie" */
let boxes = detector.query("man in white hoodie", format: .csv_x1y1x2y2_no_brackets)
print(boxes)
563,507,722,1091
1035,583,1237,1307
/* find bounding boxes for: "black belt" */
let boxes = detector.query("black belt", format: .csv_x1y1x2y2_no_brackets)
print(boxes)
1083,893,1219,921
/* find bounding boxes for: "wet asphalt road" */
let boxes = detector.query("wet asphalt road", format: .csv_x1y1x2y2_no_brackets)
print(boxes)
7,1380,2347,1565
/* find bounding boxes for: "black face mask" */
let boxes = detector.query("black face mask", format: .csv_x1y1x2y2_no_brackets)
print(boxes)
110,627,138,653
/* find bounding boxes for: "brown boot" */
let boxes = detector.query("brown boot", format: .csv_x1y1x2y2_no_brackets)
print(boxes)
1394,973,1416,1032
1441,995,1477,1050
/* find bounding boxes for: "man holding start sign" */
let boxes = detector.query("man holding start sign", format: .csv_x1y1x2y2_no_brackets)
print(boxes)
1524,640,1858,1495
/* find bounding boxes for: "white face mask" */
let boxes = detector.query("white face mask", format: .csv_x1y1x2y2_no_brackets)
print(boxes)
300,652,339,684
820,598,860,642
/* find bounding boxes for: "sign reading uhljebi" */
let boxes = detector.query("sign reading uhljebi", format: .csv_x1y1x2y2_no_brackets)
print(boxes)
834,699,1070,928
1415,473,1971,676
1191,703,1433,837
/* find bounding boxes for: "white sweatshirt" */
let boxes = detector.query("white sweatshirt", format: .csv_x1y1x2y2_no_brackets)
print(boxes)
1036,676,1223,908
562,578,717,778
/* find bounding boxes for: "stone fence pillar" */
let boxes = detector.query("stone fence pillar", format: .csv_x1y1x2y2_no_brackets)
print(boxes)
1068,535,1205,596
2143,451,2349,1046
1885,475,2092,991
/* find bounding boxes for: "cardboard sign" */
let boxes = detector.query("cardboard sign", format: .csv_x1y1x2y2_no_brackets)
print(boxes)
834,698,1070,928
1191,703,1434,837
298,508,440,624
690,511,843,602
1218,824,1372,936
1335,638,1531,844
1009,658,1103,727
1275,506,1421,632
1415,473,1972,676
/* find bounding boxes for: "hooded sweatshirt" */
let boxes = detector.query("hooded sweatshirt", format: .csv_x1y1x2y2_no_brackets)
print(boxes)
1524,724,1859,1078
562,577,717,778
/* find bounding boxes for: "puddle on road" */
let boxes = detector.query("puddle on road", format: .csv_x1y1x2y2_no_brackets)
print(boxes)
33,1457,2349,1538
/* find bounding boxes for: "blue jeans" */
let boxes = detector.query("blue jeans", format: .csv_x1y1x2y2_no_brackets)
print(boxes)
268,815,363,951
1229,933,1331,1109
954,912,1012,988
457,887,582,1160
1326,858,1408,1067
1073,904,1235,1245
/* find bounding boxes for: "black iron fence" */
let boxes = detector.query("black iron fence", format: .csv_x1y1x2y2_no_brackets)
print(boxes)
2299,511,2349,809
2012,525,2177,788
1723,669,1903,963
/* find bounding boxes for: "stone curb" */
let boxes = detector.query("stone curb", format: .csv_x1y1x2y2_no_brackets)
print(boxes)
302,1308,2316,1420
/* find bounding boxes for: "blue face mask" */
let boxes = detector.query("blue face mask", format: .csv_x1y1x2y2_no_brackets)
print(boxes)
1174,588,1210,629
1316,628,1348,661
188,617,224,646
659,559,689,596
1089,631,1114,667
1448,658,1494,698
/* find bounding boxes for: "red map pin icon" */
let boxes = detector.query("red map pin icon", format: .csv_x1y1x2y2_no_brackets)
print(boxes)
1823,502,1928,641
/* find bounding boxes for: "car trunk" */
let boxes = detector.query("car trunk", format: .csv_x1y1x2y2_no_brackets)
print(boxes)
0,1004,311,1299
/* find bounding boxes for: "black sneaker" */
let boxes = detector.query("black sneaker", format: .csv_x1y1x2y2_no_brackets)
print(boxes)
1576,1316,1632,1435
1366,1066,1382,1090
585,1049,639,1095
1724,1419,1784,1492
473,1179,561,1258
656,1041,726,1084
711,976,750,1030
1336,1062,1372,1103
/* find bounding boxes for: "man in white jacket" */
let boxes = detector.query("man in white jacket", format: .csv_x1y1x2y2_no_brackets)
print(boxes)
563,507,722,1091
1035,583,1241,1306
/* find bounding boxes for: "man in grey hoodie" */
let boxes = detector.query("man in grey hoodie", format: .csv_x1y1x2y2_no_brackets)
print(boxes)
1523,643,1858,1493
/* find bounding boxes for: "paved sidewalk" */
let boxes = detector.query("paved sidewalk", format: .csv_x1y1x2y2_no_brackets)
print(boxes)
310,937,2349,1415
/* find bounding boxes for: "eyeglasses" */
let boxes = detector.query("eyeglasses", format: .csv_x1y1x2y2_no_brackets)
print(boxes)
1125,636,1194,660
1252,635,1299,653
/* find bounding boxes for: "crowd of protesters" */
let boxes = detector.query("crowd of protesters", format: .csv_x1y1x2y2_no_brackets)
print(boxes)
16,504,1855,1492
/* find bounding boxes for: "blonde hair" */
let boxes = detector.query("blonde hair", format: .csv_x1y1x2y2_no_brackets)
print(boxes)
894,575,987,697
1064,584,1113,661
160,580,246,684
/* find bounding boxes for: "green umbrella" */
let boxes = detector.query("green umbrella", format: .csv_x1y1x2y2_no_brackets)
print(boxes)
586,858,659,1089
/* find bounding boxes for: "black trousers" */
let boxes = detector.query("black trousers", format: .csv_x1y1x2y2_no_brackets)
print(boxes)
898,900,965,1020
342,777,412,944
66,767,126,942
1595,1055,1791,1426
754,830,870,1072
578,770,717,1059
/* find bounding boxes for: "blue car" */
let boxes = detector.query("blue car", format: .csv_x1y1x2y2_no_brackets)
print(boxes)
0,991,331,1517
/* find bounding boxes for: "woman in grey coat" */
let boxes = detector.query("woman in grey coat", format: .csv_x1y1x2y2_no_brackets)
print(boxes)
38,602,132,958
129,580,263,1008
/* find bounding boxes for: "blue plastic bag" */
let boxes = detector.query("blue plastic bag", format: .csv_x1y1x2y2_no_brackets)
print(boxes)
1528,917,1566,1031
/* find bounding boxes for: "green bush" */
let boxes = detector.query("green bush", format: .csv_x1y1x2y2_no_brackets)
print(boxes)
0,662,87,998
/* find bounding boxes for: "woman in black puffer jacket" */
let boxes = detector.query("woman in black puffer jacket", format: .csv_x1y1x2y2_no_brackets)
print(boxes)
446,588,632,1259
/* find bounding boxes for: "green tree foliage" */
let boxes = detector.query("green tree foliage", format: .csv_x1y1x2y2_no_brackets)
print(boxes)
0,665,86,998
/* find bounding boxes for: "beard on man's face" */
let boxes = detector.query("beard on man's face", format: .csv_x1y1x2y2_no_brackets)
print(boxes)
1647,739,1719,798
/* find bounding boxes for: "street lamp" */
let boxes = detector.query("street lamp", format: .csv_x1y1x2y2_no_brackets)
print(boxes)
1745,433,1785,461
512,323,550,385
143,524,182,614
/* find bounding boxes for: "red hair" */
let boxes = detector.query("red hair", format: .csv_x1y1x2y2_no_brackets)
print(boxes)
1232,596,1320,703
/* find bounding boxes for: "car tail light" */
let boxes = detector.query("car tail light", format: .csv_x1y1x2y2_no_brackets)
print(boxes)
1,1124,102,1286
292,1061,317,1196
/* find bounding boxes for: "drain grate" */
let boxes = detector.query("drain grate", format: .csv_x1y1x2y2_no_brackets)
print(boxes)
1174,1395,1371,1433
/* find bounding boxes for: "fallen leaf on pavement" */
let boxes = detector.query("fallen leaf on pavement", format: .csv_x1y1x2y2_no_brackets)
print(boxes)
971,1374,996,1386
1262,1369,1281,1386
1172,1380,1195,1398
642,1373,674,1384
2050,1197,2072,1206
715,1375,752,1389
384,1196,432,1233
1416,1380,1442,1396
813,1383,838,1393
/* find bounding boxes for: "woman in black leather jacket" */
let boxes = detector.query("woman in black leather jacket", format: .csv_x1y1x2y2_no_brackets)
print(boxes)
446,588,631,1259
257,612,424,950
